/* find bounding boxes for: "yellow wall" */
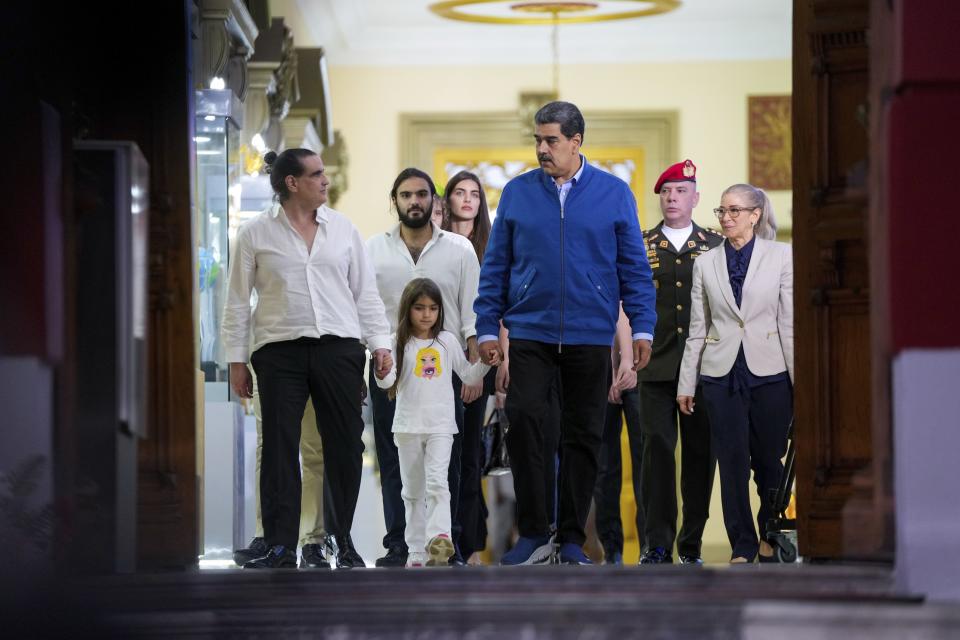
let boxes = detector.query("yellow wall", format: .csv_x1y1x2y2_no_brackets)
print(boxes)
329,59,792,240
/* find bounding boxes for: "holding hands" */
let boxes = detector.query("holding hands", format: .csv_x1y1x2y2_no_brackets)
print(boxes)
479,339,503,367
373,348,393,380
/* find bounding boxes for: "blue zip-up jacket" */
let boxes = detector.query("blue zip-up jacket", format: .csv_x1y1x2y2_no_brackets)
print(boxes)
474,159,657,346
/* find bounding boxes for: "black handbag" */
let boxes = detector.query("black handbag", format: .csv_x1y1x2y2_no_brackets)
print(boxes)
481,408,512,476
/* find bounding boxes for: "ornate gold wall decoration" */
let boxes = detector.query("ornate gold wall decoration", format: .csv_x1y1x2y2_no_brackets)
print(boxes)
519,91,558,138
321,130,349,208
748,95,792,191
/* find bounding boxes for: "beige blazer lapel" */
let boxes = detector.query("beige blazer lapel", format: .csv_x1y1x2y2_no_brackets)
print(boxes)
711,242,744,320
741,236,767,301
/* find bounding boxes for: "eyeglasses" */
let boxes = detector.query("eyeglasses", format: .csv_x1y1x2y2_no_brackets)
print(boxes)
713,206,757,220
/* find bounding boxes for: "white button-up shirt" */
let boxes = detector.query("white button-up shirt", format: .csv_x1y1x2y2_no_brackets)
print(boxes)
366,223,480,350
222,202,391,363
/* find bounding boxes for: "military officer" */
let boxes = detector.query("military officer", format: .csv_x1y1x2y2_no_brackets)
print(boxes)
638,159,722,565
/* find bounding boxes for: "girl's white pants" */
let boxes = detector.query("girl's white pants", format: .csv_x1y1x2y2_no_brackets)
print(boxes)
394,432,454,552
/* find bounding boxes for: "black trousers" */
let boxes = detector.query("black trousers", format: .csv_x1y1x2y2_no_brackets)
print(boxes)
543,377,561,529
369,362,464,552
505,339,610,546
251,337,365,549
700,379,792,560
455,368,496,558
593,386,644,555
639,380,715,558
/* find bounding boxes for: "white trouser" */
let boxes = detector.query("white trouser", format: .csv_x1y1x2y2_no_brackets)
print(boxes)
252,373,326,546
395,432,454,552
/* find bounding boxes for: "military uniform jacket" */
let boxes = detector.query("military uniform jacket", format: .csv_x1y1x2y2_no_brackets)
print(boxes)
639,221,723,382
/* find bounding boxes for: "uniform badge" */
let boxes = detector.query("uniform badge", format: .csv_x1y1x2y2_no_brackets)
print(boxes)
700,244,709,250
659,240,668,248
653,280,659,289
683,160,695,177
687,240,696,248
697,231,707,241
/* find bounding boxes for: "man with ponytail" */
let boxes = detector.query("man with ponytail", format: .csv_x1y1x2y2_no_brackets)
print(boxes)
222,149,393,569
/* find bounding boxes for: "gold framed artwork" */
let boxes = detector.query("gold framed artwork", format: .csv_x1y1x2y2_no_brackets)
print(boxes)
433,146,647,227
748,95,792,191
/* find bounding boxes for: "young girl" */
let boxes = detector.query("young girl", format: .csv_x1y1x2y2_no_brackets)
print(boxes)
375,278,491,567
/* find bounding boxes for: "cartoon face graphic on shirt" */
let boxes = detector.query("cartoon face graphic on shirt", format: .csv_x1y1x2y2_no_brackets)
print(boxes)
414,347,443,380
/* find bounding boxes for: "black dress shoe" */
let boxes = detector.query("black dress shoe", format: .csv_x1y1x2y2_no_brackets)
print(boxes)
234,536,269,566
243,544,297,569
639,547,674,564
299,543,330,569
679,554,704,565
448,542,467,567
331,534,366,569
375,544,408,568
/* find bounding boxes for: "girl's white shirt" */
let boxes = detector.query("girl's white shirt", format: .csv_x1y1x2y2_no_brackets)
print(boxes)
376,330,489,434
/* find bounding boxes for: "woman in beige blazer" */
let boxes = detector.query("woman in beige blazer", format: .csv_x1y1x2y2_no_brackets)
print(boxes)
677,183,793,563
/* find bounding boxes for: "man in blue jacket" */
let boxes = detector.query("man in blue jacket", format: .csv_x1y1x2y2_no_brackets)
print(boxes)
475,101,657,565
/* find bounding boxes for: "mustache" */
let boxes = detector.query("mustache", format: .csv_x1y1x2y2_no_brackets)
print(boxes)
538,155,552,162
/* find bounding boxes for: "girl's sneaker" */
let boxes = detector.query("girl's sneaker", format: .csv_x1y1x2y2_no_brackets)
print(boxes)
406,551,428,568
425,534,455,566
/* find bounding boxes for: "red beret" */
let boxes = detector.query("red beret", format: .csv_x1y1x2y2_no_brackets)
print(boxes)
654,159,697,194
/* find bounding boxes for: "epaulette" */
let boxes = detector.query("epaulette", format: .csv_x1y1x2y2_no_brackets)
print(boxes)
646,232,659,241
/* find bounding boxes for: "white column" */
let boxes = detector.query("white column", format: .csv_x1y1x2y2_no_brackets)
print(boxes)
893,348,960,601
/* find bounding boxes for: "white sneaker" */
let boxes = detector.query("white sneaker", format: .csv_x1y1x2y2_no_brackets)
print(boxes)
425,534,455,566
406,551,428,568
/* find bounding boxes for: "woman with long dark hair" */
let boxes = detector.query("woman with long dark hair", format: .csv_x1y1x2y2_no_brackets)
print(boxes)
442,171,496,563
443,170,491,262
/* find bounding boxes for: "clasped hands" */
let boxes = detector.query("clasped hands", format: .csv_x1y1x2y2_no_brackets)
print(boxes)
372,348,393,380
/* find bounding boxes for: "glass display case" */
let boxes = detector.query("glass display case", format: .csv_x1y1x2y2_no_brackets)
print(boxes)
195,89,243,388
195,88,249,563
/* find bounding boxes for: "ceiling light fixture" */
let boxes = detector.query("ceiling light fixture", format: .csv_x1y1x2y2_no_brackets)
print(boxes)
429,1,680,94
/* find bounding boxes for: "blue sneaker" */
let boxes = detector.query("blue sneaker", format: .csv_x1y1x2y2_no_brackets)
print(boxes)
640,547,673,564
558,543,593,565
500,535,553,565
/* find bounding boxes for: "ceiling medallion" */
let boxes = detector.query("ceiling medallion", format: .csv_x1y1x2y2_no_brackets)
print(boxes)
429,0,681,25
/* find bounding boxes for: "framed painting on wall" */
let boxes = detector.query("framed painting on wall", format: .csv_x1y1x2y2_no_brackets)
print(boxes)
748,95,792,191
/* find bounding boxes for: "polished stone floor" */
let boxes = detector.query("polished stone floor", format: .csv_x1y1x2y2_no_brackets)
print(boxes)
10,562,954,639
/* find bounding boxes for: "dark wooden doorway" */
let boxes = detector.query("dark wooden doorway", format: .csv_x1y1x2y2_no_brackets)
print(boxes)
792,0,894,561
